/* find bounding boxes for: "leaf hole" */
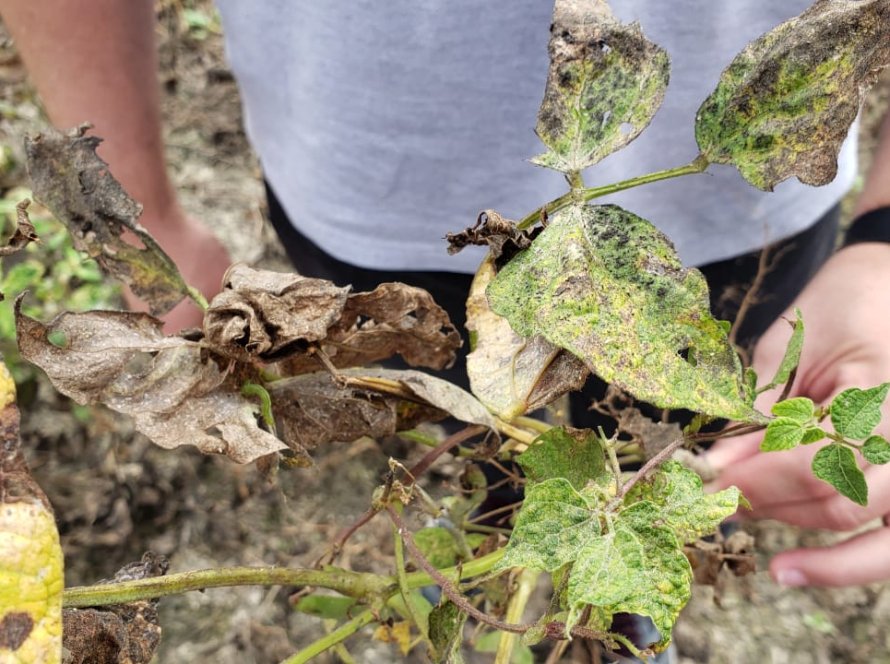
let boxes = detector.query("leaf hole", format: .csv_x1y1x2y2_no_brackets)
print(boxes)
619,122,634,136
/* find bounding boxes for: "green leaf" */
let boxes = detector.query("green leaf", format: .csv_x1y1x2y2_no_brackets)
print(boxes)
623,460,742,543
465,256,588,419
830,383,890,440
761,417,806,452
496,478,600,572
429,600,467,664
862,435,890,465
293,595,359,620
517,426,606,490
487,204,761,422
532,0,670,173
696,1,890,191
413,528,486,569
812,444,868,506
771,397,815,423
567,502,691,651
760,310,804,393
801,427,827,445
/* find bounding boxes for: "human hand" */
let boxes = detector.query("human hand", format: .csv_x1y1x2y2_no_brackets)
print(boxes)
706,243,890,587
123,206,231,333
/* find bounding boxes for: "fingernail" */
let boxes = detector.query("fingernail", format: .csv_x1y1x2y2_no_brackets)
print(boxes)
775,569,808,587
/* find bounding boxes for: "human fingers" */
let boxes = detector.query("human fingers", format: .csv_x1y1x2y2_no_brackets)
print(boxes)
705,429,763,471
770,520,890,587
746,464,890,530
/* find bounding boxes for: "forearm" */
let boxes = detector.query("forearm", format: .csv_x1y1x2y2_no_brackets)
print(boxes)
0,0,178,223
854,106,890,217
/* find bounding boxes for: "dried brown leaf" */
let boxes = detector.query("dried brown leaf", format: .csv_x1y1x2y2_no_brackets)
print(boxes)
267,371,444,452
446,210,541,265
25,125,190,315
15,300,287,463
617,407,683,461
466,256,588,420
0,199,38,257
62,552,168,664
204,263,350,360
283,282,461,374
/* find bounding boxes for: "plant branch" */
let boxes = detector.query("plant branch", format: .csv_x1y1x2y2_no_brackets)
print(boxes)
387,506,532,634
392,507,429,641
280,608,376,664
63,566,390,608
612,436,687,506
496,569,539,664
517,155,710,230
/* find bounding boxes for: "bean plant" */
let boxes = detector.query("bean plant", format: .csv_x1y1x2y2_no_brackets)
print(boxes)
2,0,889,662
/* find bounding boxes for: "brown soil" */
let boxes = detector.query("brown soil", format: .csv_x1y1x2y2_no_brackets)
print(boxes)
1,3,889,663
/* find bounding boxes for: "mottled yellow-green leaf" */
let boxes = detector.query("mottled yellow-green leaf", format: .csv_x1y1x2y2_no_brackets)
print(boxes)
496,478,601,573
623,460,742,543
487,204,762,422
0,386,63,664
533,0,670,172
429,600,467,664
696,0,890,191
466,256,587,420
414,528,486,570
517,426,606,490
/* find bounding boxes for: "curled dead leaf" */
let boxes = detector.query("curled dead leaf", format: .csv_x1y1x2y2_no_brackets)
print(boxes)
15,299,288,464
446,210,541,265
0,199,39,257
24,125,190,315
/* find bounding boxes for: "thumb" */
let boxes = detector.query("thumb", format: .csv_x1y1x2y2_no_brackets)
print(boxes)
705,428,762,478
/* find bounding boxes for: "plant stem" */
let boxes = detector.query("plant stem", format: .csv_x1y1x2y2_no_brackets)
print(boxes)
495,569,539,664
184,284,209,310
517,155,710,230
392,507,429,641
280,609,376,664
63,566,390,608
611,436,687,507
514,416,552,435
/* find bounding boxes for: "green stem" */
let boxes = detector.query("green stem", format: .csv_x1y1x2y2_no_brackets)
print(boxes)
280,609,376,664
63,566,390,608
517,155,710,230
184,284,209,311
241,381,277,435
514,416,552,435
404,549,506,590
495,569,539,664
392,508,429,640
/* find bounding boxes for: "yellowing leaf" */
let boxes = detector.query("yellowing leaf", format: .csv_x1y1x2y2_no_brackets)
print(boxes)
696,0,890,191
0,401,63,664
465,256,587,420
532,0,670,172
487,204,762,422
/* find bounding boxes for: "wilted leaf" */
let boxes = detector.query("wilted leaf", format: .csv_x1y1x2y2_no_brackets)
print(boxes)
760,310,805,392
429,600,467,664
532,0,670,172
830,383,890,441
465,256,588,420
487,204,761,422
616,407,683,461
0,199,38,257
695,0,890,191
282,282,460,374
346,368,497,431
517,426,605,490
0,373,63,664
25,126,191,315
446,211,541,264
373,621,413,656
204,263,350,360
266,371,443,452
62,552,168,664
812,443,868,506
15,302,287,463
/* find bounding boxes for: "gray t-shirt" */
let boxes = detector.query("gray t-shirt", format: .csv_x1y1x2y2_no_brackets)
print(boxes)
215,1,856,273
